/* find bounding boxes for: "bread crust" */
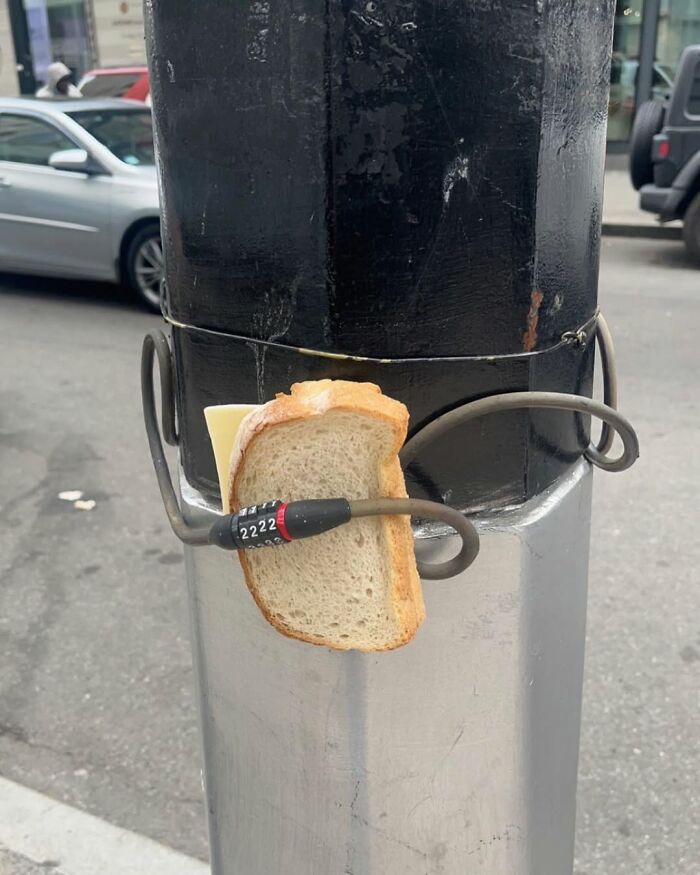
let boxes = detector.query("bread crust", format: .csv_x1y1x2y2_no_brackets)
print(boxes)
229,380,425,651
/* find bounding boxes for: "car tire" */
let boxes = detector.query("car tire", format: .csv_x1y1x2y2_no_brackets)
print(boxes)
629,100,665,191
682,192,700,264
124,223,163,312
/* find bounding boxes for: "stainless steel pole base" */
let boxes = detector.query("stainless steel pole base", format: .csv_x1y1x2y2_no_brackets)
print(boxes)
182,461,592,875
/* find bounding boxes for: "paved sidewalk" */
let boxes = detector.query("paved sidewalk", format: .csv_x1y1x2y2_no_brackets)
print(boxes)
602,155,682,238
0,776,209,875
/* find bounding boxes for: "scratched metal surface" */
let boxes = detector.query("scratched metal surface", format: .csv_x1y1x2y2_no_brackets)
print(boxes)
181,463,592,874
148,0,610,356
146,0,613,508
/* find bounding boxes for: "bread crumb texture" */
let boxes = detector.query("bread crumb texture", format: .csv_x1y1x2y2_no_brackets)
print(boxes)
231,381,425,651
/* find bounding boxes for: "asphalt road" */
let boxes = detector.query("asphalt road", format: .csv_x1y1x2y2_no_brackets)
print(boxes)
0,237,698,872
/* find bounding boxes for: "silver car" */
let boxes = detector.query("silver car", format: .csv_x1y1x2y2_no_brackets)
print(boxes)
0,97,162,310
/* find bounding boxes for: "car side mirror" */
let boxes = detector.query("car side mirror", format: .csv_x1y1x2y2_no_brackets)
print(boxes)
48,148,101,175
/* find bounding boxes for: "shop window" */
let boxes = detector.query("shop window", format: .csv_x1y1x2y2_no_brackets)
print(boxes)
609,1,645,143
23,0,96,85
656,0,700,83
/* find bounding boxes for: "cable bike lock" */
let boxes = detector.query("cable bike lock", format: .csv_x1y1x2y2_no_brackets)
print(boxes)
141,313,638,582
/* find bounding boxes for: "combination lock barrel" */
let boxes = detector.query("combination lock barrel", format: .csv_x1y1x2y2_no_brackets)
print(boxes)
208,499,352,551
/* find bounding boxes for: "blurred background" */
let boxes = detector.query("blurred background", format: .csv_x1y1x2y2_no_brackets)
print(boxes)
0,1,698,144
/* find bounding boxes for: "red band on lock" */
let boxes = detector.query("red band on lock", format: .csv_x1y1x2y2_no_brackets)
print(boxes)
276,503,293,542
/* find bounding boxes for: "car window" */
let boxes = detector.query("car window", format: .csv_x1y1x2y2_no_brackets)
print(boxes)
68,109,154,165
80,73,142,98
688,60,700,116
652,67,672,90
0,113,75,166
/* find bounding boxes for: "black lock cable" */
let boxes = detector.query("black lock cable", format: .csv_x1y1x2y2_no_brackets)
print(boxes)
142,331,480,576
141,315,638,580
142,330,211,546
399,315,636,473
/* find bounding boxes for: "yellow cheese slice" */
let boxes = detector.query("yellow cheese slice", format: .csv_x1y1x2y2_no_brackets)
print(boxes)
204,404,260,512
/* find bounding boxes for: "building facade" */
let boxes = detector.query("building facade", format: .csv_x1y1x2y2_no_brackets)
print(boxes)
0,0,144,95
1,0,699,150
610,0,700,146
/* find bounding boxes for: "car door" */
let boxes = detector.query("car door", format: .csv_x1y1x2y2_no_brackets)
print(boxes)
0,111,114,279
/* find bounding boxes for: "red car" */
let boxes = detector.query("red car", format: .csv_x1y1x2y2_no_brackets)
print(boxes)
78,65,150,102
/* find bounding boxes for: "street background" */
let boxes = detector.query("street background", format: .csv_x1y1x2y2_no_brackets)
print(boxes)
0,234,698,873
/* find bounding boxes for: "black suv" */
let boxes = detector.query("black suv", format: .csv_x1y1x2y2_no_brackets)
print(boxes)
630,45,700,262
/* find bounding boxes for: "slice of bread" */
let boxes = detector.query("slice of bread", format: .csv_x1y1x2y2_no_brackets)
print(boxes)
229,380,425,651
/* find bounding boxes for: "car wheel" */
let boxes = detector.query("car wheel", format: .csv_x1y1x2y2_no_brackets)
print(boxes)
629,100,665,191
125,224,163,312
682,192,700,264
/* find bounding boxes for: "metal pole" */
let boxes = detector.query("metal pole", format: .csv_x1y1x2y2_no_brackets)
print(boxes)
637,0,662,110
145,2,616,872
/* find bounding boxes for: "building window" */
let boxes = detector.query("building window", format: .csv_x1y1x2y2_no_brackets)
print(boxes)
609,1,645,143
656,0,700,80
608,0,700,145
23,0,96,86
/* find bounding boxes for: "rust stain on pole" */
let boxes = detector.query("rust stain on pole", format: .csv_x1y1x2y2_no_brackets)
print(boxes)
522,290,544,352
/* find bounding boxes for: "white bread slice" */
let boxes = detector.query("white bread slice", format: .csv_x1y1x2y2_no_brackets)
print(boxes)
229,380,425,651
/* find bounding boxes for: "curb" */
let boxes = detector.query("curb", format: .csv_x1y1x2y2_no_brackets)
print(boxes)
0,776,209,875
602,222,683,240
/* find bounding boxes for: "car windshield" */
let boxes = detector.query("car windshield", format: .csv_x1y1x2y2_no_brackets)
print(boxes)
67,109,154,166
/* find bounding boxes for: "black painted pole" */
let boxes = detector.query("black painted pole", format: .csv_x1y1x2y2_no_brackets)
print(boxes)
147,0,614,513
146,2,616,872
